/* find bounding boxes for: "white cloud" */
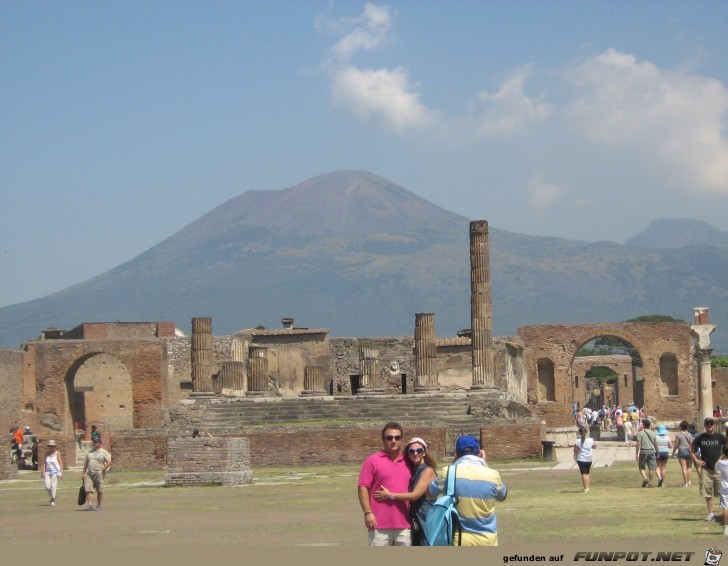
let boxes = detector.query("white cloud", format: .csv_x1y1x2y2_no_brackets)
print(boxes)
470,65,552,137
528,174,567,213
567,48,728,195
331,66,436,132
317,3,393,63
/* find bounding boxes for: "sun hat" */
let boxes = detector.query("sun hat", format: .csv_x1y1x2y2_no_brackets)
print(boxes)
455,435,480,457
656,425,668,435
47,440,56,446
405,437,427,452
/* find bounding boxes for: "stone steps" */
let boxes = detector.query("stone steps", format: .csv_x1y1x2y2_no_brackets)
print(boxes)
200,395,476,430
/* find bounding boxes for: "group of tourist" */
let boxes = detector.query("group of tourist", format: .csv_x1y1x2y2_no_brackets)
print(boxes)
358,422,508,546
574,413,728,536
22,425,112,510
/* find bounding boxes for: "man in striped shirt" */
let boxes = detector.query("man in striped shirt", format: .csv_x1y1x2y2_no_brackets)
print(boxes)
429,435,508,546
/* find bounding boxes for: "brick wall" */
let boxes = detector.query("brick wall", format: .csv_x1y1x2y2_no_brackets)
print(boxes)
0,349,23,434
165,436,252,486
482,421,544,460
107,431,168,470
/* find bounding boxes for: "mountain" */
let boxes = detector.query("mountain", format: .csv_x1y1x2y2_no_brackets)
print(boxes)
626,219,728,249
0,170,726,352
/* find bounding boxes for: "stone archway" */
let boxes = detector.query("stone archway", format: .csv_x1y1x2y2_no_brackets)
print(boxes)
66,352,134,435
519,321,695,427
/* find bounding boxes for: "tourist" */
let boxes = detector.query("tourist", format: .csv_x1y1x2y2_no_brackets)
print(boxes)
40,440,63,507
82,437,112,511
374,436,437,545
690,417,727,522
672,420,693,487
714,407,723,418
714,444,728,536
357,422,412,546
615,407,624,440
429,435,507,546
624,417,635,450
655,424,673,487
90,424,101,444
573,426,596,493
636,419,658,487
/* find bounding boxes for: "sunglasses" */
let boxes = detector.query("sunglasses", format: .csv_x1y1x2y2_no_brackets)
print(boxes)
385,435,402,441
407,448,425,455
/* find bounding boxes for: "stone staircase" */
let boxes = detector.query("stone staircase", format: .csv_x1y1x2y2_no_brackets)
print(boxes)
199,394,479,433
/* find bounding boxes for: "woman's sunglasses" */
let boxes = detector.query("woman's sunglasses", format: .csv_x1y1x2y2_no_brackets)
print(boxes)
407,448,425,455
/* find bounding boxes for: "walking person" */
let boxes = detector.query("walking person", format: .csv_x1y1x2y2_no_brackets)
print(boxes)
624,418,635,450
573,426,597,493
672,420,693,487
636,419,658,487
82,437,111,511
357,422,412,546
40,440,63,507
428,435,508,546
691,417,727,522
655,424,673,487
715,445,728,535
374,437,437,545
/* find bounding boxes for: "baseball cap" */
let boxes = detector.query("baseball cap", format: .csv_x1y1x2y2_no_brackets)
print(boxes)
455,435,480,457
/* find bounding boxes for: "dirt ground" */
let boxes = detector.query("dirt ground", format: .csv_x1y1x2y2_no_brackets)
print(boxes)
0,461,722,559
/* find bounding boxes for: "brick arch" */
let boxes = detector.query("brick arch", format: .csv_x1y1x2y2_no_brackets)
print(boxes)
26,339,168,448
518,322,694,427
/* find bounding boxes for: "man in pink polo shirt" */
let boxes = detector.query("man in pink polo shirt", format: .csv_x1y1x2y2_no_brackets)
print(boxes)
358,422,413,546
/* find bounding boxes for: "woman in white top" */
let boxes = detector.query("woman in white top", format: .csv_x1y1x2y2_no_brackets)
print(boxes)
573,426,597,493
41,440,63,506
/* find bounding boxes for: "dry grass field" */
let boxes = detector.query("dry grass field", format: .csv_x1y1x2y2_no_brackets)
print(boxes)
0,459,722,551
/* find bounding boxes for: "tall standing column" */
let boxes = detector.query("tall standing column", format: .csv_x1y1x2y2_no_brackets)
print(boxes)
357,346,384,395
414,313,439,392
691,307,717,421
191,317,214,393
247,346,269,396
469,220,496,390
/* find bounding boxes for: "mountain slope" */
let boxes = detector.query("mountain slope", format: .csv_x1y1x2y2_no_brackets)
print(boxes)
0,171,726,352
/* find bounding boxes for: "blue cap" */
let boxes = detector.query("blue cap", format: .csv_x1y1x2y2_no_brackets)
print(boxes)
455,435,480,456
657,424,668,435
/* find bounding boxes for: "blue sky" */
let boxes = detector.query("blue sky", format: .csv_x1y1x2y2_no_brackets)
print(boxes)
1,1,727,308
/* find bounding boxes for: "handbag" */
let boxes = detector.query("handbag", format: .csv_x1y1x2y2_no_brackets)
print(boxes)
77,482,87,506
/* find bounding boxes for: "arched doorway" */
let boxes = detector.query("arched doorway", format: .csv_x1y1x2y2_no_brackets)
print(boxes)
66,353,134,436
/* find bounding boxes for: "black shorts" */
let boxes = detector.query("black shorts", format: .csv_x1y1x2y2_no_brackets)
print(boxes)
577,460,592,474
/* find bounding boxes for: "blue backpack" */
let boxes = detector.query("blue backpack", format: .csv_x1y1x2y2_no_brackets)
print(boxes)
421,464,461,546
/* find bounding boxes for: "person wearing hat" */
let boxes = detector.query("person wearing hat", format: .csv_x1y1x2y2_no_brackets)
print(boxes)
40,440,63,507
655,424,673,487
428,435,507,546
690,417,727,522
373,437,437,545
82,437,112,511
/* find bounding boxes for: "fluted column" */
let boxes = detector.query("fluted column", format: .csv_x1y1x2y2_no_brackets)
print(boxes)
414,313,439,392
247,346,269,396
469,220,496,390
220,361,246,396
301,365,326,396
191,317,214,393
357,346,384,395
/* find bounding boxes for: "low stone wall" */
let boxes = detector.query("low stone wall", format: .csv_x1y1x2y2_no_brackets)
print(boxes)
0,455,18,480
107,430,168,470
165,436,253,486
482,421,543,460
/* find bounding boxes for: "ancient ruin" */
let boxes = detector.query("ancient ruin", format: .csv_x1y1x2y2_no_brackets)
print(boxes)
0,221,723,475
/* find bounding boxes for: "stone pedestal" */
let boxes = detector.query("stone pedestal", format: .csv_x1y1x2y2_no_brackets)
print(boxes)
220,361,246,396
247,346,270,396
357,346,384,395
165,436,253,486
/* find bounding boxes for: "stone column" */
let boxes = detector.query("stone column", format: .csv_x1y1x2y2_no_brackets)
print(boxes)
301,365,326,396
220,361,246,396
414,312,439,392
357,346,384,395
247,346,269,396
469,220,496,390
691,307,717,421
191,317,214,393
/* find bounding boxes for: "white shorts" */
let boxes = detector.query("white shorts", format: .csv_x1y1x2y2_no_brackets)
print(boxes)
368,528,411,546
